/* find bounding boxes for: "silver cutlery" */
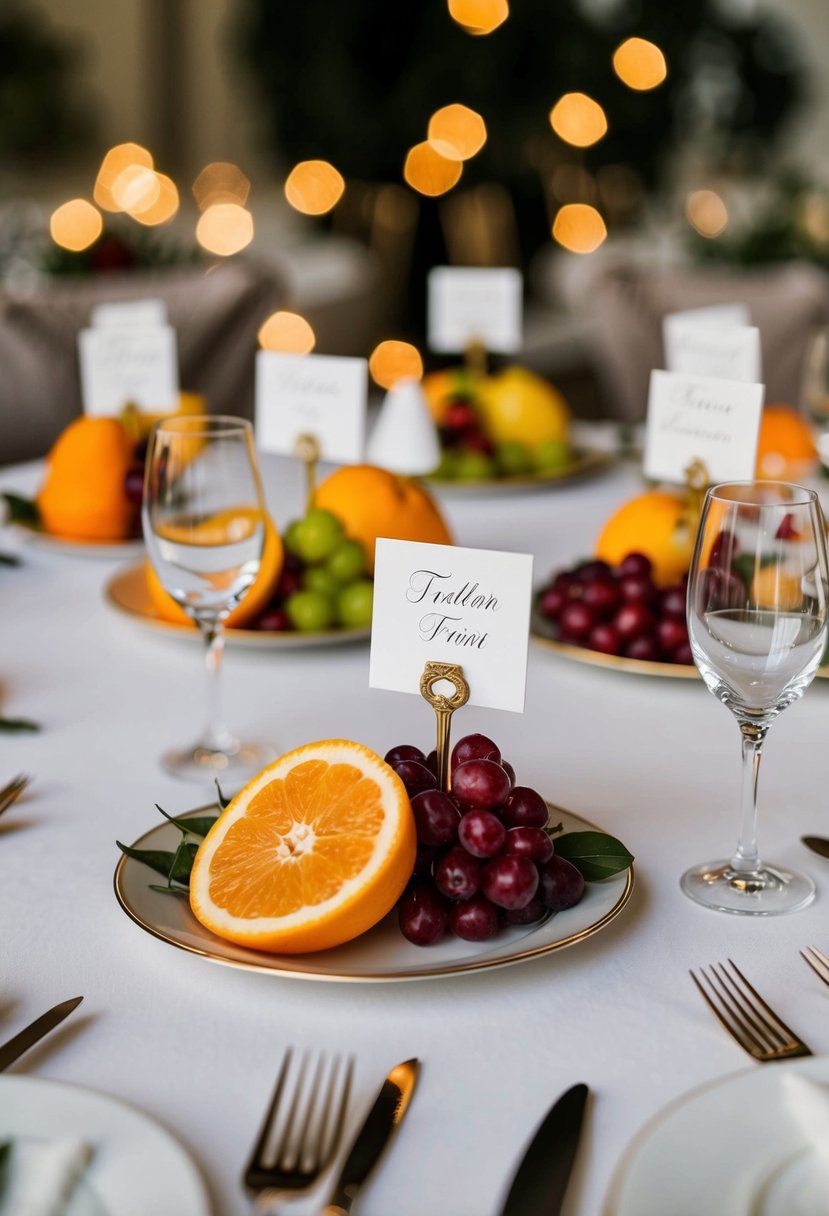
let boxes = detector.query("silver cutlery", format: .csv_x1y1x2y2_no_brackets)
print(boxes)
801,835,829,860
0,996,84,1071
801,945,829,988
320,1057,419,1216
0,773,31,818
500,1083,589,1216
690,960,811,1061
243,1049,353,1212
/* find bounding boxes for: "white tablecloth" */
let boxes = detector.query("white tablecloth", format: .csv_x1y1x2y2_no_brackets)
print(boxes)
3,449,829,1216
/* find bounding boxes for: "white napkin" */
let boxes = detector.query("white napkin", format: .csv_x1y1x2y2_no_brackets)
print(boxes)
0,1138,93,1216
783,1074,829,1168
366,378,441,475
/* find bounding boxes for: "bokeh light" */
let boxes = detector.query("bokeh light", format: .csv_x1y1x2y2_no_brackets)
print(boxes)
131,174,179,226
552,204,607,254
192,162,251,210
448,0,509,35
686,190,728,237
403,142,462,196
613,37,667,91
111,164,160,214
258,310,316,354
284,161,345,216
549,93,608,148
427,104,487,161
369,340,424,389
50,199,103,252
93,143,153,212
196,203,254,255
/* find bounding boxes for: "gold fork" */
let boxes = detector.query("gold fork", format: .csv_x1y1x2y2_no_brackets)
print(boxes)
0,774,30,818
689,959,812,1061
801,945,829,989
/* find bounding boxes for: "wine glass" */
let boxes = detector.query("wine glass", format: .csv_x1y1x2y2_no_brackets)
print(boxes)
142,415,271,783
800,327,829,466
683,481,829,914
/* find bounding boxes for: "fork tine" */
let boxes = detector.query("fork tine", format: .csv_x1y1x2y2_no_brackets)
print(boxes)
318,1054,354,1170
0,774,30,816
689,969,751,1049
725,959,804,1045
691,967,768,1054
691,960,811,1061
246,1049,294,1174
801,946,829,988
709,963,784,1052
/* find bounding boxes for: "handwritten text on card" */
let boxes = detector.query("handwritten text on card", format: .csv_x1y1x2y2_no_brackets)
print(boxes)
255,351,367,464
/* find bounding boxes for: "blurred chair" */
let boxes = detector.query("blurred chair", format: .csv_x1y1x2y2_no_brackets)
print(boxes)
581,255,829,420
0,259,283,465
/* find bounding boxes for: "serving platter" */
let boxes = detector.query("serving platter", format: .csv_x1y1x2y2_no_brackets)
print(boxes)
15,523,144,561
426,447,613,495
114,805,634,983
104,563,371,650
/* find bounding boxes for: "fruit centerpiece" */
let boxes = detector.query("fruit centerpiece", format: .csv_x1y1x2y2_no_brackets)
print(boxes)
422,365,575,482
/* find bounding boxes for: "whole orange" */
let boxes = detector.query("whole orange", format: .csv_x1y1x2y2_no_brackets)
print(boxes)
314,465,453,573
145,510,283,628
595,491,694,586
755,405,817,479
37,416,137,542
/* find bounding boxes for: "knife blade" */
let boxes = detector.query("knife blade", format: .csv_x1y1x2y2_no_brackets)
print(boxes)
802,836,829,860
322,1057,419,1216
500,1083,589,1216
0,997,83,1072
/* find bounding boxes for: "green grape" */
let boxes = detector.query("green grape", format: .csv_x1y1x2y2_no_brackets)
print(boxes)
495,441,532,476
534,439,571,472
455,451,496,481
337,579,374,628
283,519,304,556
285,589,336,632
326,538,366,583
302,566,342,599
293,508,343,563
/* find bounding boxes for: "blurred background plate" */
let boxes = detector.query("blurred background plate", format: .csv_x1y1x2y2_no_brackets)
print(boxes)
426,447,613,496
104,562,370,649
15,524,145,561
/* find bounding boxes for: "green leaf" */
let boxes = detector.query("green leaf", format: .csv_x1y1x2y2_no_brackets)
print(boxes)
731,554,756,587
554,831,634,881
2,493,39,525
148,884,190,899
215,780,230,809
0,717,40,733
116,841,198,883
154,804,219,839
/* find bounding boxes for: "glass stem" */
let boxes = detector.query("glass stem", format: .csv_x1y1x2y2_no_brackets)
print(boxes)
731,721,768,873
199,620,235,753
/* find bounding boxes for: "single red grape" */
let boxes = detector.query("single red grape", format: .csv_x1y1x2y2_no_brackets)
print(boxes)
452,759,510,810
424,749,439,777
575,559,613,584
503,787,548,828
537,585,568,621
254,608,290,632
659,585,687,620
618,552,653,579
673,642,693,665
451,733,501,769
503,897,546,924
558,600,596,643
449,894,500,941
385,744,425,766
538,855,586,911
587,622,622,656
398,882,449,945
480,855,539,910
582,579,621,619
393,760,437,797
619,574,657,605
501,760,516,789
551,571,579,595
458,808,507,858
624,635,659,661
434,847,480,900
657,617,689,657
276,569,302,598
413,844,438,876
613,602,656,643
502,826,554,864
123,464,144,506
410,790,461,847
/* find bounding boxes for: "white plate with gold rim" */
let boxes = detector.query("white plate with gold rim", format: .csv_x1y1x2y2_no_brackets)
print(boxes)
113,805,633,983
104,563,371,650
426,447,613,496
15,524,145,561
0,1075,210,1216
604,1056,829,1216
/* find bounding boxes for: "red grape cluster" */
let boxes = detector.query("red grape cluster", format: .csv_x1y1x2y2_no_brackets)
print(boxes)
536,552,692,664
386,734,585,946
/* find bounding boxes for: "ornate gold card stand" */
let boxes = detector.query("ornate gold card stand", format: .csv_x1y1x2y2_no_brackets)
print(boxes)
419,661,470,792
294,433,321,512
464,338,488,380
682,457,710,537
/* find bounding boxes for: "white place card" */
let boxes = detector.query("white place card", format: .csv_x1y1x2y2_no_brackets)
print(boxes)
663,304,760,383
255,351,367,464
78,325,179,416
91,298,168,328
370,539,533,713
644,369,764,484
428,267,522,354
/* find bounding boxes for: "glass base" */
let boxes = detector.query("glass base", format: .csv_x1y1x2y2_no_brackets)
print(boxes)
161,738,275,790
680,859,816,915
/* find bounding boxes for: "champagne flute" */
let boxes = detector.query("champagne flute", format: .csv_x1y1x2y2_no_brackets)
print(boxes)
683,481,829,914
142,415,271,783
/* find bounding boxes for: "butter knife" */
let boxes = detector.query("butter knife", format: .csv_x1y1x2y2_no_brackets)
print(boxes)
500,1083,589,1216
0,997,83,1072
321,1058,419,1216
801,836,829,860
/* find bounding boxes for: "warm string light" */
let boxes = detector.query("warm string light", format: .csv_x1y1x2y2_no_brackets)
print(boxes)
613,37,667,91
258,311,316,354
427,104,487,160
549,93,607,148
552,204,607,253
284,161,345,216
686,190,728,237
50,199,103,251
369,340,424,388
448,0,509,35
196,203,254,255
192,162,251,210
133,174,179,226
404,142,463,197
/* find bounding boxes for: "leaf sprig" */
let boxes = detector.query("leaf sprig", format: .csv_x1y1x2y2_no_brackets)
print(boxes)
116,781,227,897
554,831,634,881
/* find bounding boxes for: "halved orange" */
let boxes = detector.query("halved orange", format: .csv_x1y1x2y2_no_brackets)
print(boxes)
189,740,416,953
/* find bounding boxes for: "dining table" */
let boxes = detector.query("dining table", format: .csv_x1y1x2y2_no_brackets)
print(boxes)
2,432,829,1216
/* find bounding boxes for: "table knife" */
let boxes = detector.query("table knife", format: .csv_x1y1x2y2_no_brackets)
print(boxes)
801,835,829,860
321,1057,419,1216
0,997,83,1072
500,1083,589,1216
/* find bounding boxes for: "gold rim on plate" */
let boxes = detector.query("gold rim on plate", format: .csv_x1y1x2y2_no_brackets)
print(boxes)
426,447,613,495
113,805,634,983
104,562,371,650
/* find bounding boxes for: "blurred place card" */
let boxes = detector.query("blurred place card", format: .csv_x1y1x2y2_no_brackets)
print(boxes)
663,306,760,383
255,352,367,463
428,267,522,354
370,538,533,713
644,369,764,484
78,326,179,416
91,298,168,328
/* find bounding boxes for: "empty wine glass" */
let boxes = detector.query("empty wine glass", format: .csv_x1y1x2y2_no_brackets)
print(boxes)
800,327,829,466
143,415,271,783
683,481,829,914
